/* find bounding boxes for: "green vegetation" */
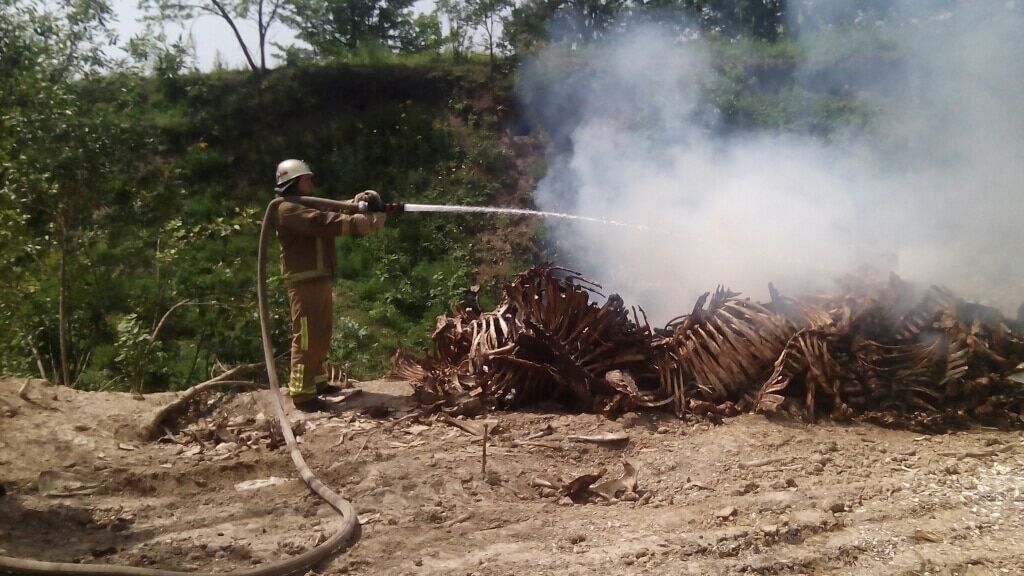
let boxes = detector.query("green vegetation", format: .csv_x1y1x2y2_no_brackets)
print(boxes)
2,0,945,391
2,5,533,388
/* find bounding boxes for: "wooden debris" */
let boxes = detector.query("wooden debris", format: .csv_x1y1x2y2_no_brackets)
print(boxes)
398,266,1024,431
139,363,263,440
396,265,668,417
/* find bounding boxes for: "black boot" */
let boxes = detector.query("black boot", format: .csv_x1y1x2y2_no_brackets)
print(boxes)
292,397,328,413
317,383,348,396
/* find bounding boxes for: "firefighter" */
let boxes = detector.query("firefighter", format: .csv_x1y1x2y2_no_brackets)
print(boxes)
273,159,386,411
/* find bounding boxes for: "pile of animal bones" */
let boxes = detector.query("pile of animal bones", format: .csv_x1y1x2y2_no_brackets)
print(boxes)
392,265,1024,430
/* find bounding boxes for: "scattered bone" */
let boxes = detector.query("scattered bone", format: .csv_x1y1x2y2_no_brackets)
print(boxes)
714,506,738,519
591,460,639,500
439,415,498,437
529,477,556,489
912,529,944,543
405,424,431,436
511,440,563,450
567,432,629,445
387,440,425,448
739,457,790,469
530,463,642,505
17,379,33,401
444,513,473,527
234,477,288,491
561,469,606,501
938,445,1015,459
524,423,556,440
358,513,381,526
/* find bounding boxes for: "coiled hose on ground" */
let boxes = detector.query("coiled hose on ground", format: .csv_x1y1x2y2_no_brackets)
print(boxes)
0,196,360,576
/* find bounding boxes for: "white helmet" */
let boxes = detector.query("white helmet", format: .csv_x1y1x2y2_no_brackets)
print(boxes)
275,159,313,186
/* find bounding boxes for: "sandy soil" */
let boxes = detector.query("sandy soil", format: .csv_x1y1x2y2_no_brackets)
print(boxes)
2,377,1023,576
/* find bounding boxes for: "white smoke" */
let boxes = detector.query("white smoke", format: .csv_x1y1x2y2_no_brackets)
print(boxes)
521,2,1024,324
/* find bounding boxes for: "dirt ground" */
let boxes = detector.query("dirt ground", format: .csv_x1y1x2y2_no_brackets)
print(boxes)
2,377,1023,576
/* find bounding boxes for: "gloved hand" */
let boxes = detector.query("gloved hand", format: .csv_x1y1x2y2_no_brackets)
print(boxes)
354,190,382,211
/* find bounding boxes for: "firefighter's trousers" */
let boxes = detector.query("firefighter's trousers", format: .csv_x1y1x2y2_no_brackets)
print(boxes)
287,277,333,401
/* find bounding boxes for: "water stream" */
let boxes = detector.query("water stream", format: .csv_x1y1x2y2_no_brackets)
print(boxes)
402,203,654,232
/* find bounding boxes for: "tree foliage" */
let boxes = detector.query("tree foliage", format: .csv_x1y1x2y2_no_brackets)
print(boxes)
139,0,286,73
282,0,433,56
1,0,145,385
435,0,473,59
679,0,786,41
505,0,788,51
465,0,513,66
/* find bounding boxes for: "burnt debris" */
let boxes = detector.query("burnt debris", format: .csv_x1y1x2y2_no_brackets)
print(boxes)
395,266,1024,430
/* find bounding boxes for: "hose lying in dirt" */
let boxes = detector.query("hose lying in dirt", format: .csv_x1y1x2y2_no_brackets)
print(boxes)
0,196,360,576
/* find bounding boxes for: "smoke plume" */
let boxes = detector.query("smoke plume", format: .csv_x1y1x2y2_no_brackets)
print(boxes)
520,2,1024,324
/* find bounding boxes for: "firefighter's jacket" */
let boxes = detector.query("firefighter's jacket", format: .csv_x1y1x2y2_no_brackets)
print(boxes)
275,197,367,284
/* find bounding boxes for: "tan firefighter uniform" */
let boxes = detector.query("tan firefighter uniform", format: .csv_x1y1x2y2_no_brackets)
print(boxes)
275,197,383,402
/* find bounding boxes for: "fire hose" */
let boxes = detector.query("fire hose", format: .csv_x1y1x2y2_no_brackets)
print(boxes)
0,195,397,576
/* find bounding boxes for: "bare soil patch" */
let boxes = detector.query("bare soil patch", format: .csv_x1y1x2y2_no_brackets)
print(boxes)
2,378,1023,575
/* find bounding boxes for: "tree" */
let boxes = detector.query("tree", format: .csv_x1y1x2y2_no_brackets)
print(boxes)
397,13,444,53
504,0,561,53
139,0,286,73
567,0,628,41
504,0,627,51
1,0,143,386
435,0,473,59
283,0,417,56
632,0,787,40
678,0,787,41
505,0,788,52
466,0,513,68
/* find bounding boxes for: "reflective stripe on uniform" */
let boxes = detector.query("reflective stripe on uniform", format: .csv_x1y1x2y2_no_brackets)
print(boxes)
288,363,305,394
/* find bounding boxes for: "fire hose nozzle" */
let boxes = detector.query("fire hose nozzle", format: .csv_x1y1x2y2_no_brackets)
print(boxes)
357,200,404,214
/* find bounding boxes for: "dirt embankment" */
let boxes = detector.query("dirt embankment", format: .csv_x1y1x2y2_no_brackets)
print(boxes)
1,378,1023,575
